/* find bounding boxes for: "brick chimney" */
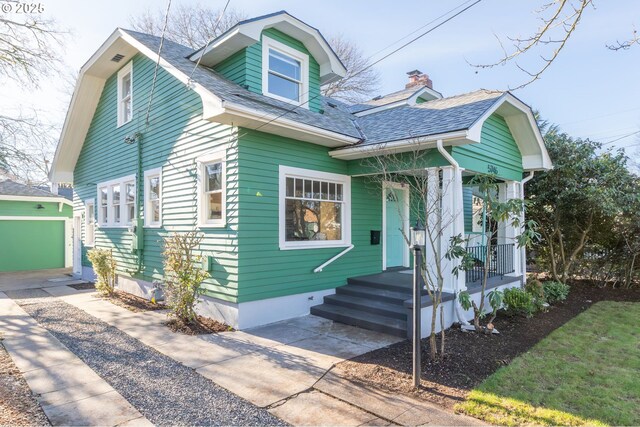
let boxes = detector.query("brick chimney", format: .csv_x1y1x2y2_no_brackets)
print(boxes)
406,69,433,90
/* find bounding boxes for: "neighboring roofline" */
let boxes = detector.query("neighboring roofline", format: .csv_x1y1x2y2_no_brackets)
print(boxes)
329,130,469,160
354,86,443,117
0,194,73,207
187,11,347,85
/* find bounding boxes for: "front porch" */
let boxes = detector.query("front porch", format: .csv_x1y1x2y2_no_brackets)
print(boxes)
310,265,523,338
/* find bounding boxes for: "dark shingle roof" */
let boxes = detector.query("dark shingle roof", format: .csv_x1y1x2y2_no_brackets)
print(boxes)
124,30,506,148
353,90,504,146
0,180,59,198
123,30,362,140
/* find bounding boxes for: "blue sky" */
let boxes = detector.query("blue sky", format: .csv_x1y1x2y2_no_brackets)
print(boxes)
14,0,640,155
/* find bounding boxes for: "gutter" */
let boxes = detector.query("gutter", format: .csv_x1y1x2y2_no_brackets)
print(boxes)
435,139,471,327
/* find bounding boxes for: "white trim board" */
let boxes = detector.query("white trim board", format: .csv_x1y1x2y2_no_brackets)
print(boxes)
0,216,70,221
0,195,73,207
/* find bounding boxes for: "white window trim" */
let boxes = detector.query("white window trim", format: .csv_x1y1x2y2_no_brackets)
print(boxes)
117,61,133,127
144,168,162,228
262,36,309,108
197,150,227,228
279,165,351,250
84,198,95,247
96,174,136,228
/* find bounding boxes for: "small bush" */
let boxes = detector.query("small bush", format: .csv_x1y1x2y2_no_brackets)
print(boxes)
503,287,536,317
87,248,116,295
525,278,546,311
162,231,210,323
543,281,570,304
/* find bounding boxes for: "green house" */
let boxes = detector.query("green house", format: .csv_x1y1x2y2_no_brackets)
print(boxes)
51,11,551,334
0,180,73,272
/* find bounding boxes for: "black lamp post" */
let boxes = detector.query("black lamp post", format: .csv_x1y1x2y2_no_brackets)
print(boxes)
410,219,425,388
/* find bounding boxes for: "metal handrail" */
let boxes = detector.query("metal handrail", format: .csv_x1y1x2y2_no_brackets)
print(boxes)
465,243,515,283
313,245,354,273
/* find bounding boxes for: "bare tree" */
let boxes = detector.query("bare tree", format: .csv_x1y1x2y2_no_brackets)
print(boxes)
321,35,380,103
130,6,380,102
361,143,466,361
130,3,247,49
0,12,65,184
607,27,640,51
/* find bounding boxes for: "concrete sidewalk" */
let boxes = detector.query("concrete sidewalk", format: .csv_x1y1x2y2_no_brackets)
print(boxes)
47,285,482,426
0,291,151,426
0,268,85,292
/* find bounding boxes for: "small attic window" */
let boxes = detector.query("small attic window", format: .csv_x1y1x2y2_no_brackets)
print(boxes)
117,61,133,127
262,36,309,107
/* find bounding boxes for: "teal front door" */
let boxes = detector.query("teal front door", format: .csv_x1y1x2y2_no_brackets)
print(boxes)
385,188,405,269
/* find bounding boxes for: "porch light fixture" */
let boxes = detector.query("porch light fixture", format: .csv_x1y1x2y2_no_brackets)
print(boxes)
410,220,426,249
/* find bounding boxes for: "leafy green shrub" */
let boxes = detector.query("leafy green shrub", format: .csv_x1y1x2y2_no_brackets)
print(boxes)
162,231,210,322
525,278,546,311
503,287,536,317
87,248,116,295
543,281,570,304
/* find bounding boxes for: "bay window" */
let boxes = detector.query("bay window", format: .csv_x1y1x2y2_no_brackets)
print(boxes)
279,166,351,250
96,174,135,227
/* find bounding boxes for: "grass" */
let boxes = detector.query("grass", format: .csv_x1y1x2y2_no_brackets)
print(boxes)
456,301,640,426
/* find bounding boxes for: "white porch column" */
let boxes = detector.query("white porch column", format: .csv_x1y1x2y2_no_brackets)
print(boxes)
440,166,465,293
500,181,521,277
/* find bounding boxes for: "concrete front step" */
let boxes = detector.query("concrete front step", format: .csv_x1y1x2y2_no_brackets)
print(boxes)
310,304,407,337
336,284,410,304
323,293,407,320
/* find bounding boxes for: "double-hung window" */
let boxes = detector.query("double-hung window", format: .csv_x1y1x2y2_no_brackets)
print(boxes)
262,37,308,106
117,61,133,126
144,168,162,227
96,175,135,227
197,151,226,227
279,166,351,250
84,199,95,246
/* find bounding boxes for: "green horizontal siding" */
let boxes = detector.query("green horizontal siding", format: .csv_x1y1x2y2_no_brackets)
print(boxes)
74,54,239,302
0,200,71,217
215,28,322,112
452,114,523,181
236,128,382,303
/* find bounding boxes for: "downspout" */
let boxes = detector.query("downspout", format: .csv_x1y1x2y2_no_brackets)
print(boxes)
519,171,535,281
436,140,469,326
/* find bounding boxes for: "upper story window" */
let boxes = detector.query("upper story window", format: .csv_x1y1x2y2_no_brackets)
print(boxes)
197,151,226,227
117,61,133,127
97,175,135,227
262,37,309,106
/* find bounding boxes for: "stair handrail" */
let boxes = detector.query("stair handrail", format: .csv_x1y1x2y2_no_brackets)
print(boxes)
313,245,355,273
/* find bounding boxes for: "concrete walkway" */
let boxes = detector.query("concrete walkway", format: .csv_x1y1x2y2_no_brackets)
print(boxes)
0,268,84,292
45,285,482,426
0,291,151,426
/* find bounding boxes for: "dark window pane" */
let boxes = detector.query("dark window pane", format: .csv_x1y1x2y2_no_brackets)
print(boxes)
313,181,320,199
321,182,328,200
329,183,336,200
285,199,341,242
205,163,222,192
336,184,343,201
295,178,303,197
286,177,294,197
304,179,312,198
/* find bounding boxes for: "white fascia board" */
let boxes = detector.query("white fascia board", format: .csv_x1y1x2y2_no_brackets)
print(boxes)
466,93,552,171
216,102,361,147
50,29,225,184
188,13,346,84
0,195,73,206
328,131,469,161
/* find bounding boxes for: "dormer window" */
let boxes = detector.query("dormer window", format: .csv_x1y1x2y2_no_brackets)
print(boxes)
262,36,308,106
117,61,133,126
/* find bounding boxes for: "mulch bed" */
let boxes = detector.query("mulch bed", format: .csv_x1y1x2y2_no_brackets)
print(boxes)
103,290,166,312
68,282,96,290
0,343,50,426
336,280,640,410
166,315,233,335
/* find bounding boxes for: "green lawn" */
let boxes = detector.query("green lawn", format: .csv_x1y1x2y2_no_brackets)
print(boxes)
457,301,640,426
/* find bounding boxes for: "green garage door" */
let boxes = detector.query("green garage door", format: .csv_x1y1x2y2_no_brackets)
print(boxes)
0,220,65,272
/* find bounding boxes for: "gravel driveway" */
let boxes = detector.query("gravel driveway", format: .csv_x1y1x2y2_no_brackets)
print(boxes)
13,290,285,426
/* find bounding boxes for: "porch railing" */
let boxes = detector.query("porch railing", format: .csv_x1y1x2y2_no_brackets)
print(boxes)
465,243,515,284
